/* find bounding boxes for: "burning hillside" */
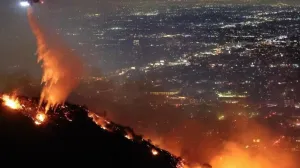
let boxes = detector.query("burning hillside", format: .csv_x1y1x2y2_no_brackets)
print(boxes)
0,93,183,167
0,7,188,167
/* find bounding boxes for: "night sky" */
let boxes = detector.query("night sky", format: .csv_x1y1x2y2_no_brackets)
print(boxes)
0,0,36,74
0,0,110,77
0,0,81,76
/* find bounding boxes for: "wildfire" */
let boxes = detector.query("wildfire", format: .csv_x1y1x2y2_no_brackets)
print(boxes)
0,93,186,167
1,94,22,110
88,112,110,130
34,112,47,125
27,8,83,113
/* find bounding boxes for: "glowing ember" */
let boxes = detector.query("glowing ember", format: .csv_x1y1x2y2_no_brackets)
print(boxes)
34,112,47,125
125,134,132,140
151,149,159,156
1,94,22,110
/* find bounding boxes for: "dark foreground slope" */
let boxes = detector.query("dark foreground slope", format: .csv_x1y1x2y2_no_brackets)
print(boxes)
0,97,181,167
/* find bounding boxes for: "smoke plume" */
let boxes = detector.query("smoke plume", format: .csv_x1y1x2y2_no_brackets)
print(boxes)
27,8,83,112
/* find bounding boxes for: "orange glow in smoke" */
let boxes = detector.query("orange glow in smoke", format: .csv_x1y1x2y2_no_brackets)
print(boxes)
211,143,264,168
210,141,295,168
1,94,22,110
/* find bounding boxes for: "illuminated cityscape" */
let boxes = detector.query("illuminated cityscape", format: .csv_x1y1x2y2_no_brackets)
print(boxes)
0,0,300,167
39,3,300,164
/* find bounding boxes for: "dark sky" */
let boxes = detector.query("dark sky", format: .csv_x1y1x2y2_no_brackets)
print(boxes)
0,0,106,77
0,0,89,77
0,0,37,75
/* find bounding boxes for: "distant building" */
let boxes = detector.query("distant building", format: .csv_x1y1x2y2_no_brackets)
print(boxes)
282,88,296,110
284,99,295,108
149,91,180,96
216,91,248,104
132,39,142,63
133,40,140,46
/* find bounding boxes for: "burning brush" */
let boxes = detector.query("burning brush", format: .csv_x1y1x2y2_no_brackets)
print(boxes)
1,94,22,110
0,93,185,168
34,112,47,125
1,94,48,125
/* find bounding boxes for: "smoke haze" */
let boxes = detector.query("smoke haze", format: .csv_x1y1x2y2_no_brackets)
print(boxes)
21,6,298,168
74,91,297,167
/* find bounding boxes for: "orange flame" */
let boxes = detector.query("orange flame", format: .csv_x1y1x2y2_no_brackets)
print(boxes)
27,8,83,112
151,149,159,156
88,112,110,131
1,94,22,110
34,112,47,125
125,134,133,140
